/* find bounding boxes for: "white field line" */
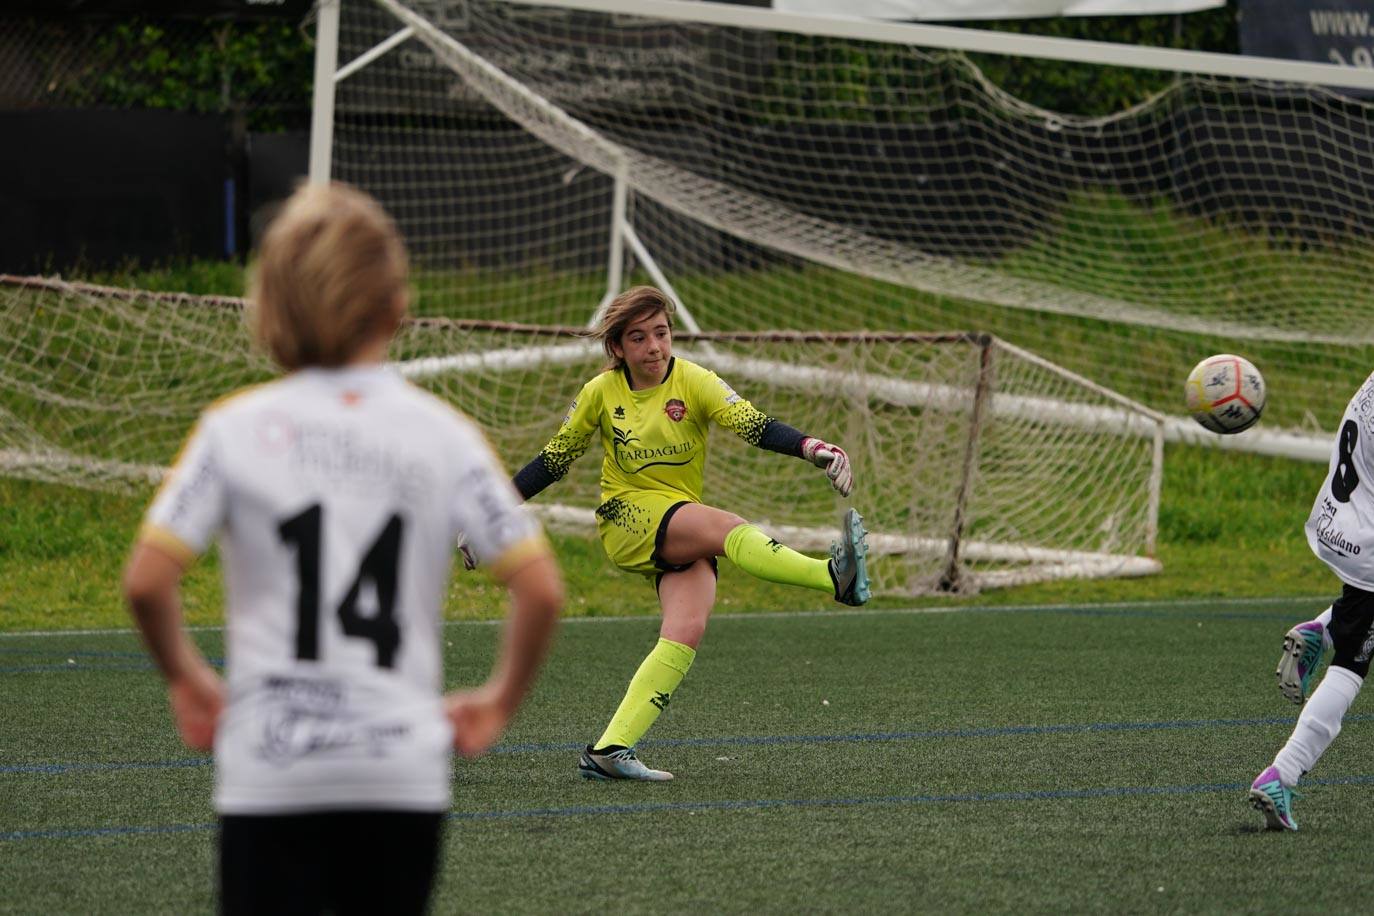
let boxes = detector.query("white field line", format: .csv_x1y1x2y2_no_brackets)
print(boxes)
0,594,1331,639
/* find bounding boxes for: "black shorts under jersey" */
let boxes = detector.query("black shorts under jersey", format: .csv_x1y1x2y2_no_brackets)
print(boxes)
219,810,443,916
1329,582,1374,679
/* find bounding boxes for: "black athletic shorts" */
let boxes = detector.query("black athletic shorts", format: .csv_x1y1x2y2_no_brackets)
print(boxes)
652,500,719,591
1329,582,1374,678
219,810,444,916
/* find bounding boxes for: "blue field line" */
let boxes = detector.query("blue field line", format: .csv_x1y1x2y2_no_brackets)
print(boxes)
449,773,1374,823
8,773,1374,843
0,652,224,674
0,757,213,776
494,712,1374,755
1,822,216,843
1033,607,1304,622
9,713,1371,777
0,648,150,659
0,662,162,674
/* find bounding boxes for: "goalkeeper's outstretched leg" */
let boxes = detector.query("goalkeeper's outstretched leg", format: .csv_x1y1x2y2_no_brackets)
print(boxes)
577,503,871,780
665,503,871,607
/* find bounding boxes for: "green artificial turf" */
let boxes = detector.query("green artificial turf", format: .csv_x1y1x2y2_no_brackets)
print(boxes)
4,599,1371,913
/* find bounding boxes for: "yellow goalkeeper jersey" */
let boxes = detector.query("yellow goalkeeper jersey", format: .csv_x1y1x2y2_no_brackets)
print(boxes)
539,356,774,505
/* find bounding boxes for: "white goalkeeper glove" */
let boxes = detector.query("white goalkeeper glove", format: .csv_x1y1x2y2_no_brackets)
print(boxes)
801,437,852,497
458,534,478,571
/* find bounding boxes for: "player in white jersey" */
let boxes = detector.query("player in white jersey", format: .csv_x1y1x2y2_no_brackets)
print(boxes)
1249,370,1374,831
122,182,563,913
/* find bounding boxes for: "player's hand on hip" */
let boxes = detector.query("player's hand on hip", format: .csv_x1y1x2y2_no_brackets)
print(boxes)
445,685,511,758
168,664,225,752
801,437,853,497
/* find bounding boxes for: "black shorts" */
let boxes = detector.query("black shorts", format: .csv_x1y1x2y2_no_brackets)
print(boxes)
652,500,718,591
219,810,444,916
1329,582,1374,678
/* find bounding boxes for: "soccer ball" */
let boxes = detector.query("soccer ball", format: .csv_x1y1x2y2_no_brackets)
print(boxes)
1185,354,1265,434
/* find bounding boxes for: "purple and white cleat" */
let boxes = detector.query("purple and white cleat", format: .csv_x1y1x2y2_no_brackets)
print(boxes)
1276,619,1326,706
1248,765,1298,831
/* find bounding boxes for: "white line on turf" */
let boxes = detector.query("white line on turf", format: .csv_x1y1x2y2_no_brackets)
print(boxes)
0,594,1331,639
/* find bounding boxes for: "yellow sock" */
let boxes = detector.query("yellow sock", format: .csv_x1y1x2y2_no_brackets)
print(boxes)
595,638,696,750
724,523,832,593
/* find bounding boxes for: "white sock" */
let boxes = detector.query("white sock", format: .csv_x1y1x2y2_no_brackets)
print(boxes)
1316,605,1334,651
1273,665,1362,787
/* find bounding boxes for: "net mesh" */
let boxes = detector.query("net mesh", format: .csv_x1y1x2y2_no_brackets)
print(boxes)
332,0,1374,440
0,275,1159,594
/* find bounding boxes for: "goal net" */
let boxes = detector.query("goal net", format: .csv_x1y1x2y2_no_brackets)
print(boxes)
326,0,1374,460
0,275,1161,594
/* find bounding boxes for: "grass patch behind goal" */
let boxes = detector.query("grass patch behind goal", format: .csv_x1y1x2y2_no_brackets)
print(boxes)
0,439,1331,634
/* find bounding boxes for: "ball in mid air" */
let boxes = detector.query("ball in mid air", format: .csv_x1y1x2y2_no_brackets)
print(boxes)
1185,353,1265,434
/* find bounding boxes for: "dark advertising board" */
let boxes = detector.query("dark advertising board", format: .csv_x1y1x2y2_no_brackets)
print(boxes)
343,2,769,117
0,110,228,271
0,0,311,18
1239,0,1374,94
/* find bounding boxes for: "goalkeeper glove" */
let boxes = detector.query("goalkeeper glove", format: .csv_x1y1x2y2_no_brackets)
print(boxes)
458,534,478,571
801,437,852,497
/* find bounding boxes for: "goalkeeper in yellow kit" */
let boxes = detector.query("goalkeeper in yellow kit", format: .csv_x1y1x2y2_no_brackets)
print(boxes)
512,286,870,780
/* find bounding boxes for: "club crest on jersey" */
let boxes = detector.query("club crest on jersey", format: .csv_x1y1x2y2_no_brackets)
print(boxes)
664,399,687,422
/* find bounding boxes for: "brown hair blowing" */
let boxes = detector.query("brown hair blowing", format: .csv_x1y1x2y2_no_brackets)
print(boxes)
593,285,676,370
248,181,409,371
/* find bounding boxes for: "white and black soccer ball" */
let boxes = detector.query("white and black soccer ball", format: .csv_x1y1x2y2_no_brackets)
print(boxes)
1185,353,1265,434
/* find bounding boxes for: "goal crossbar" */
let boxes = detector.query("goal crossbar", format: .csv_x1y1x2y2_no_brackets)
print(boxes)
496,0,1374,93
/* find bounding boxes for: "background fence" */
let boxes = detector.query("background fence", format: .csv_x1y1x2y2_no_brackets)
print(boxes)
0,0,1244,273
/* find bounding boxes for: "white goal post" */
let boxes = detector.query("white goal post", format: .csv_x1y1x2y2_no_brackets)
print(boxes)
0,275,1162,595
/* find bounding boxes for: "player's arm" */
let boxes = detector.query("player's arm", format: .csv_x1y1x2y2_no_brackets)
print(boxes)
123,540,224,751
446,547,563,758
446,441,565,757
703,372,854,497
512,382,599,501
122,417,227,751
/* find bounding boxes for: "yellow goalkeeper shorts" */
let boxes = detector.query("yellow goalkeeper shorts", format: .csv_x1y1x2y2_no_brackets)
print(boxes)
595,491,695,576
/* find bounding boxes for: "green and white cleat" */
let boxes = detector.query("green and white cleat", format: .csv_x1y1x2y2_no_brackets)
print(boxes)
829,507,871,607
1276,620,1327,706
578,745,673,781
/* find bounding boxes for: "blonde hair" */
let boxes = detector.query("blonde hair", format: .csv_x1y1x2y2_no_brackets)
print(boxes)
592,286,676,369
248,181,409,370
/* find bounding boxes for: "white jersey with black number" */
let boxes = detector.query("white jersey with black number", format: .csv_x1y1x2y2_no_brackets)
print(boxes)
142,365,545,815
1307,370,1374,590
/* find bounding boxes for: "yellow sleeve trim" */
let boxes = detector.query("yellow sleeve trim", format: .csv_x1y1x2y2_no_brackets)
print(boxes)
137,523,198,568
488,534,553,581
205,381,269,413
